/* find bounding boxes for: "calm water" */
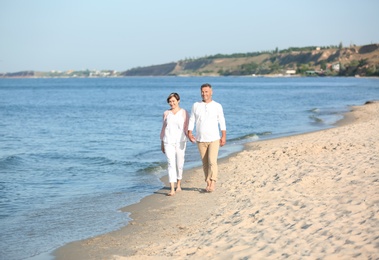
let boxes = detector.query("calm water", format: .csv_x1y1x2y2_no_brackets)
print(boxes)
0,77,378,260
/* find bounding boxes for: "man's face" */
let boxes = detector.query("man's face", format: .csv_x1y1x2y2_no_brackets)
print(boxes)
201,86,212,103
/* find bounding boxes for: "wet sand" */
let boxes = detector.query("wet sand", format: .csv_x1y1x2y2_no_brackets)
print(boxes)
54,101,379,259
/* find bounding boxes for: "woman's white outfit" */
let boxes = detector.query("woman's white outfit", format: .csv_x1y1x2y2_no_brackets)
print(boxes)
160,109,189,183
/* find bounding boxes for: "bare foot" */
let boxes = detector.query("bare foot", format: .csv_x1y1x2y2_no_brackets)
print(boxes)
167,191,175,196
208,181,215,192
176,187,182,192
205,180,211,192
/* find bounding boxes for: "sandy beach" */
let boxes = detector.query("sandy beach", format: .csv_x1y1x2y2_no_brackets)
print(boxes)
55,101,379,260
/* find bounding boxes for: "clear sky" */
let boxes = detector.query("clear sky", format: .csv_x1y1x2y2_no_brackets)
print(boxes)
1,0,379,73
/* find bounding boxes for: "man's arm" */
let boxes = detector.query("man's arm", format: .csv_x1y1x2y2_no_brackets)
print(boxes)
218,103,226,146
220,130,226,146
188,103,196,143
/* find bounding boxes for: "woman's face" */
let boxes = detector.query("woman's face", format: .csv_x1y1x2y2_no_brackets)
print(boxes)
168,96,179,109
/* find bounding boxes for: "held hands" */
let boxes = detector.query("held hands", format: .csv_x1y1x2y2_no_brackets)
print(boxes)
188,131,196,143
188,134,196,143
188,131,226,145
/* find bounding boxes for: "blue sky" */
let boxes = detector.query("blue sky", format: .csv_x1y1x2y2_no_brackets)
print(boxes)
1,0,378,73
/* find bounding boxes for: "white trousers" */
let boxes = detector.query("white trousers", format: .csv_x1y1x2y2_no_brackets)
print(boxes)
164,141,186,183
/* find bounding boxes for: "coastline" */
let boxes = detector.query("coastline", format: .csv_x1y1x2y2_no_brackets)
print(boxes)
54,101,379,259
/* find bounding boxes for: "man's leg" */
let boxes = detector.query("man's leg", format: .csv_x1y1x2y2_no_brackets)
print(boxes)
197,142,210,188
207,140,220,191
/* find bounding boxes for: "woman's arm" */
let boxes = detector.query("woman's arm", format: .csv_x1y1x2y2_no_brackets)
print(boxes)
160,111,168,153
183,109,189,137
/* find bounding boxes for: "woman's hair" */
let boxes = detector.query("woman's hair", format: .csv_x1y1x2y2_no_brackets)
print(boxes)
167,92,180,103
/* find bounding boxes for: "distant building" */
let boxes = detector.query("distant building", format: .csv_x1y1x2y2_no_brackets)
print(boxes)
332,63,340,72
305,70,317,76
286,70,296,75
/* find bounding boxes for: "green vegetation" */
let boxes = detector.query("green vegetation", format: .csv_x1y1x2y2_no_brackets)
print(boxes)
2,43,378,78
206,51,268,59
279,45,339,53
340,58,379,76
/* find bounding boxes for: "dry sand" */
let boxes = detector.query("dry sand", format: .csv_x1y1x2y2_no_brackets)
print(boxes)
55,101,379,260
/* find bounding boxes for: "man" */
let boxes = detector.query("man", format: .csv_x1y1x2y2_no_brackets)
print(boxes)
188,83,226,192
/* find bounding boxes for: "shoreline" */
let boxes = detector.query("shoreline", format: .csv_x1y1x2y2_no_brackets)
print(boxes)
54,101,379,259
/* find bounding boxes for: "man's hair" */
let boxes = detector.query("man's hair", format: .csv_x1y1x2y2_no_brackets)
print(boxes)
201,83,212,89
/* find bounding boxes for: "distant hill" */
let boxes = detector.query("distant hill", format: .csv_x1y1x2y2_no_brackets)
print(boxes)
120,43,379,77
2,43,379,78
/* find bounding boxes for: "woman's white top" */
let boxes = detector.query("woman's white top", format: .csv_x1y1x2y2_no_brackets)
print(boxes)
160,108,189,144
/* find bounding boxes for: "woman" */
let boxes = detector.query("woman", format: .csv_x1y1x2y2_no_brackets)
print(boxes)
160,93,189,196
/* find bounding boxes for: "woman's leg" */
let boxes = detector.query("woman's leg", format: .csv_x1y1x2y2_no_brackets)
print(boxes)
164,143,177,195
168,182,175,196
176,179,182,192
175,142,186,191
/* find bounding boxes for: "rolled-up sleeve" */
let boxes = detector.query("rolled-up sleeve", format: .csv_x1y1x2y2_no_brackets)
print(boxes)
160,111,168,140
183,109,189,137
188,103,196,131
218,105,226,131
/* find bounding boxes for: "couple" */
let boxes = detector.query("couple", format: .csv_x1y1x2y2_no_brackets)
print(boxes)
160,83,227,196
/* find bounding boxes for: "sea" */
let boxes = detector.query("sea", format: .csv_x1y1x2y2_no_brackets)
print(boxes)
0,76,378,260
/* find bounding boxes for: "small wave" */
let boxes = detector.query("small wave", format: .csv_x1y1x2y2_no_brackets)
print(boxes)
309,108,320,113
134,148,161,158
0,155,24,169
309,115,323,123
137,161,167,175
81,156,134,167
307,107,347,125
229,131,272,142
259,131,273,136
28,152,135,168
